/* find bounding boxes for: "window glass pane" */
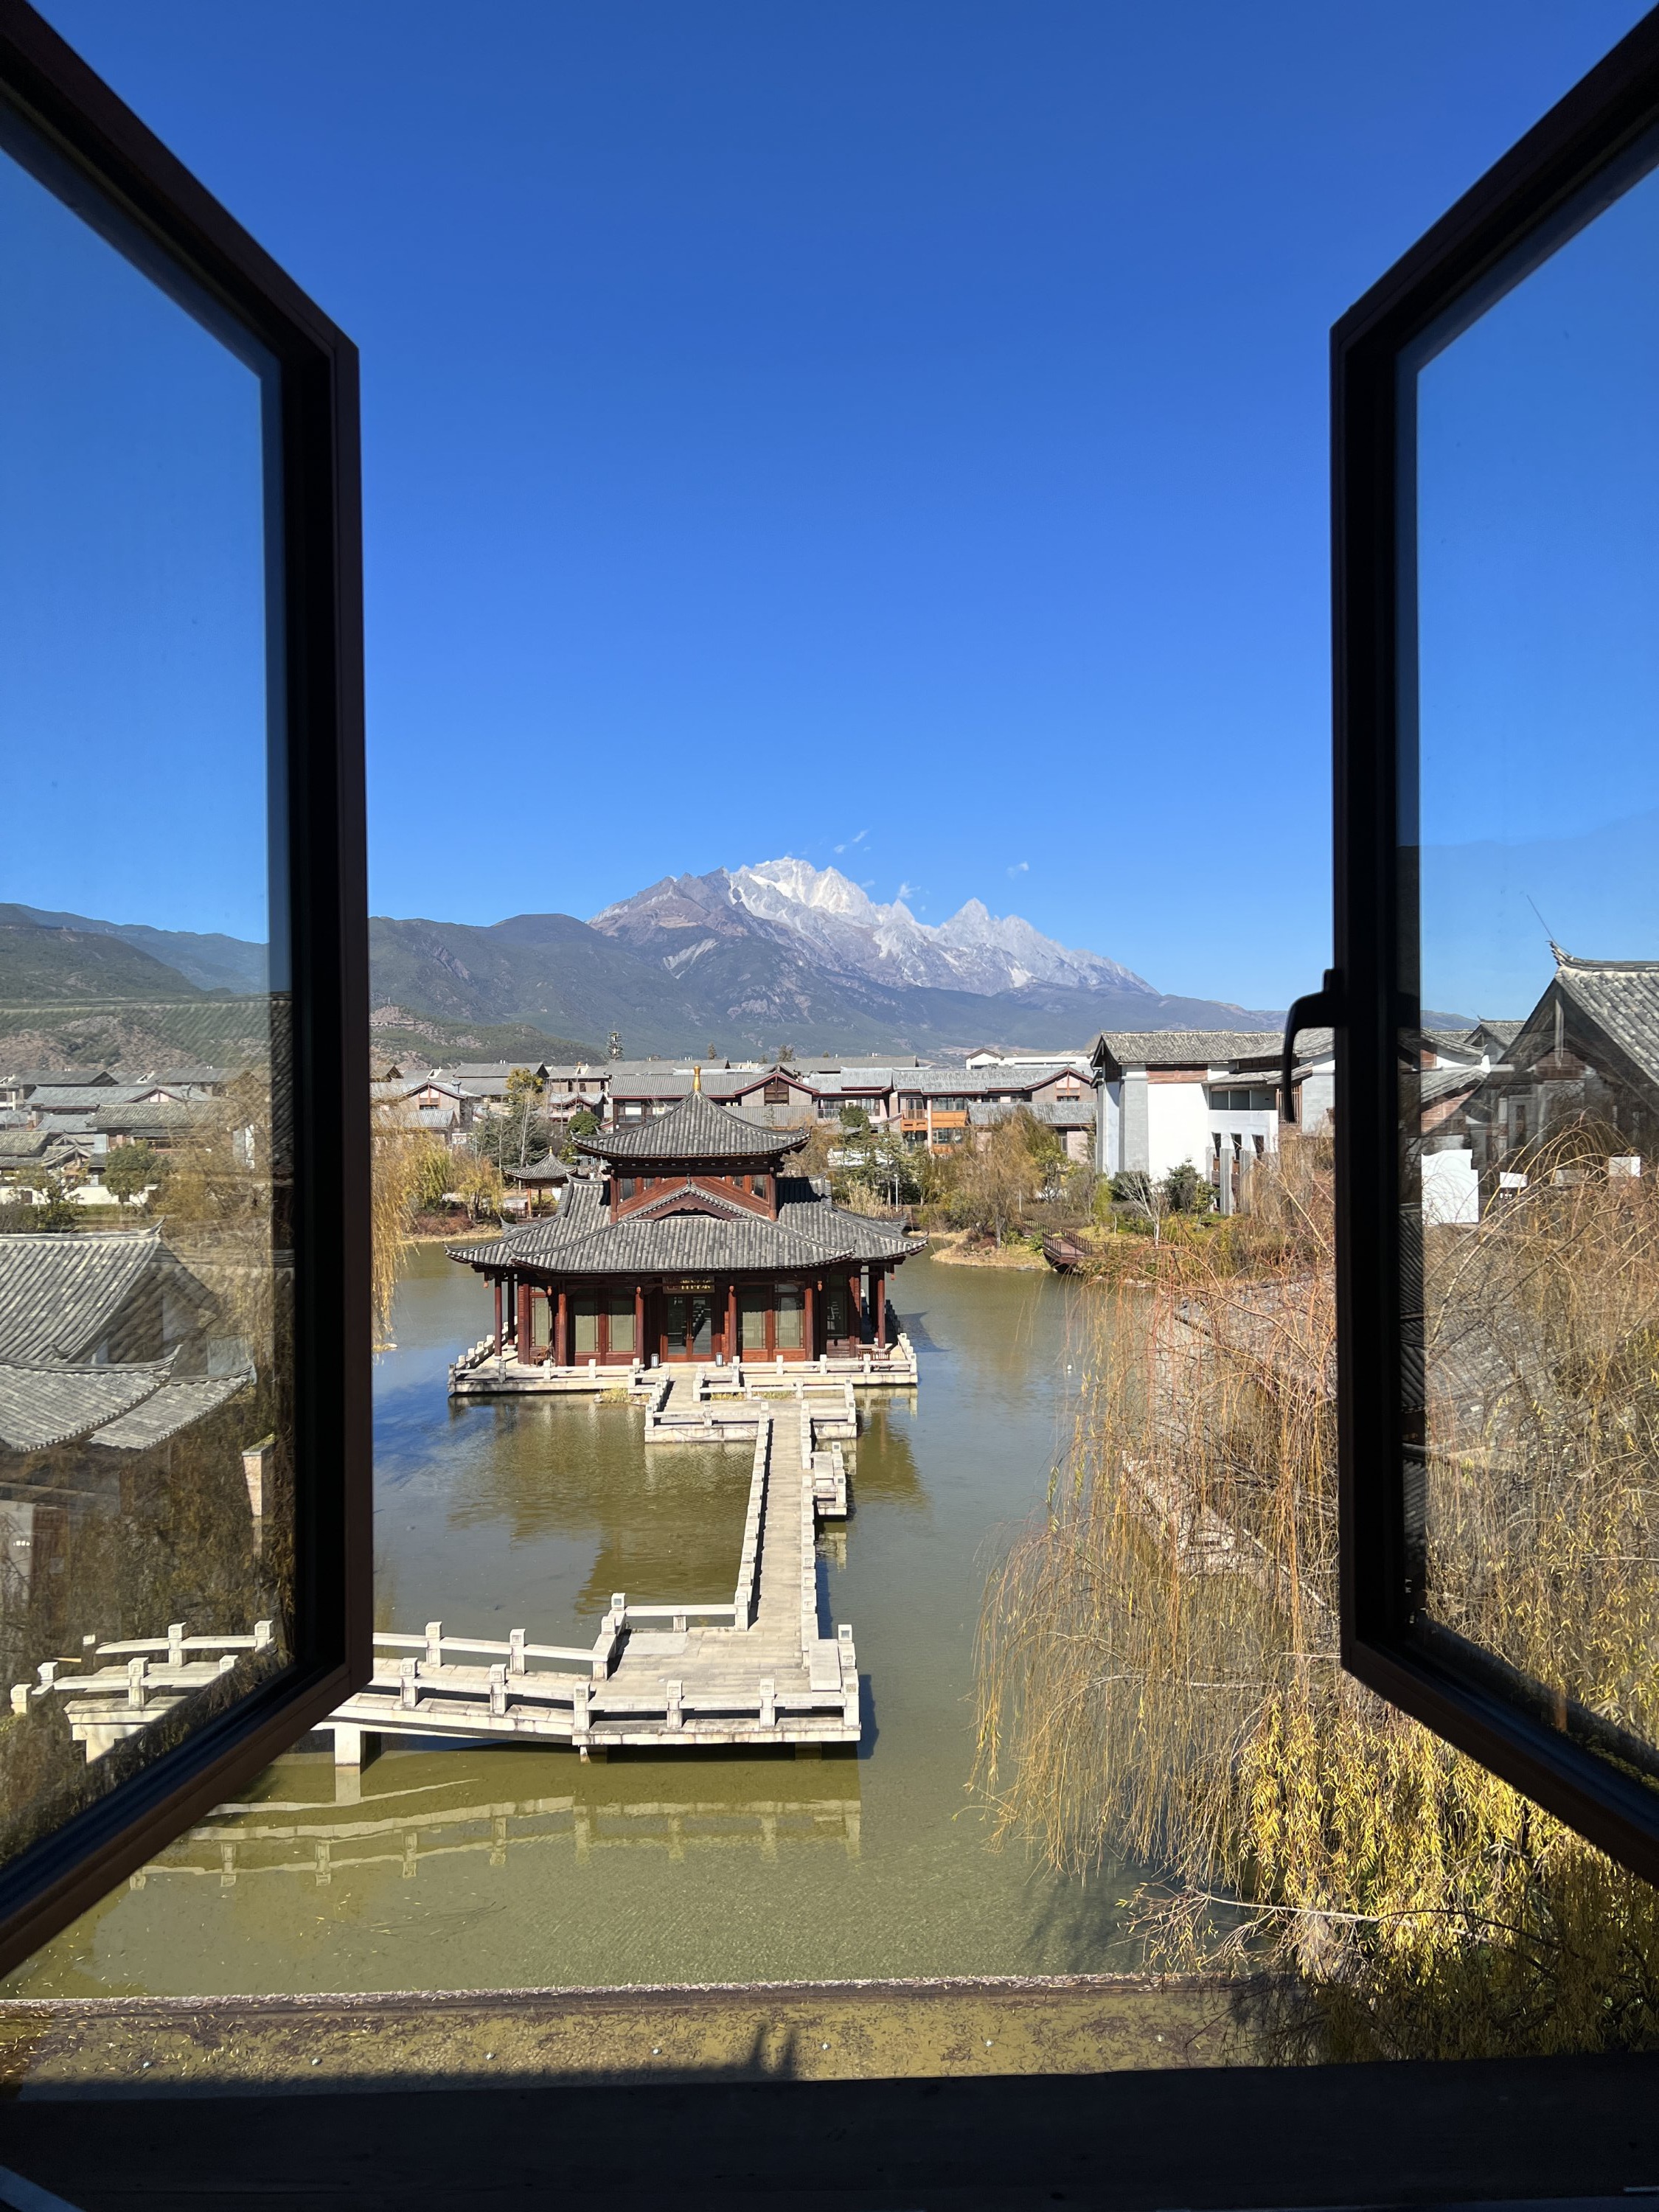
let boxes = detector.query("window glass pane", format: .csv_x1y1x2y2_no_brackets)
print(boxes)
1407,138,1659,1771
606,1295,634,1355
0,116,293,1863
775,1286,804,1350
738,1290,768,1352
572,1298,598,1357
663,1294,688,1354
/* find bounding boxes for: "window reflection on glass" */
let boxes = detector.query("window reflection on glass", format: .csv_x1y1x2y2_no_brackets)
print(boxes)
1408,139,1659,1772
0,122,292,1860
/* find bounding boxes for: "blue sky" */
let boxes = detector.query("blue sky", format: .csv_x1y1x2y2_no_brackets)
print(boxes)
10,0,1652,1009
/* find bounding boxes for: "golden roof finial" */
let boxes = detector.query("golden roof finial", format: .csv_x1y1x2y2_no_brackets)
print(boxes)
693,1063,701,1092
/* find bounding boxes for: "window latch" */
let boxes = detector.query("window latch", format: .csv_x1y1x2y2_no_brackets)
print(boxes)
1281,970,1344,1123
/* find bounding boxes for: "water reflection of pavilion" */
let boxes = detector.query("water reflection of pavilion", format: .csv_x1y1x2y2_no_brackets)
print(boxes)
136,1759,862,1889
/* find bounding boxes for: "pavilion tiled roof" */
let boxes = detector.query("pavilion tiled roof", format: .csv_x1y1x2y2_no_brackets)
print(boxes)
451,1171,920,1276
579,1088,807,1164
504,1152,579,1183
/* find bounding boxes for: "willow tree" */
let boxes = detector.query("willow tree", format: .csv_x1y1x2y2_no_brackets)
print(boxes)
975,1127,1659,2059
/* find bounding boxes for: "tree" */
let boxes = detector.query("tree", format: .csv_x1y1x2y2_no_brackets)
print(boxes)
102,1141,164,1206
450,1152,506,1225
504,1067,547,1168
1111,1160,1212,1246
15,1172,80,1232
951,1110,1048,1245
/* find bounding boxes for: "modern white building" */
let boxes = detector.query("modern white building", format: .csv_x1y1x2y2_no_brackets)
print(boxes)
1090,1030,1285,1200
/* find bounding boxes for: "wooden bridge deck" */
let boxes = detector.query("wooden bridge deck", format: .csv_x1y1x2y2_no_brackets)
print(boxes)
31,1380,872,1769
324,1382,859,1761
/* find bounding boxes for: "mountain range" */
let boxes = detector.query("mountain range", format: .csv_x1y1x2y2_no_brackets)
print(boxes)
0,862,1284,1063
370,860,1279,1058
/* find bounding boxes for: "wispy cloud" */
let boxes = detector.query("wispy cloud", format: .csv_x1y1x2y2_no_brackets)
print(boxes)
1007,859,1029,877
895,880,919,902
832,827,869,855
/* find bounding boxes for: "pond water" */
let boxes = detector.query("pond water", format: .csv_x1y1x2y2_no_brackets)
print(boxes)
5,1249,1147,1997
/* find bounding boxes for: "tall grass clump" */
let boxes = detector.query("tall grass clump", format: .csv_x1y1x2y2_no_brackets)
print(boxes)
975,1124,1659,2059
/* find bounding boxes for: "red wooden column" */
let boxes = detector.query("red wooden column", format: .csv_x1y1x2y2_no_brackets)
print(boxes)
873,1267,887,1349
847,1267,863,1343
726,1281,738,1362
634,1284,646,1364
555,1287,568,1368
493,1277,504,1355
804,1279,817,1364
515,1279,530,1361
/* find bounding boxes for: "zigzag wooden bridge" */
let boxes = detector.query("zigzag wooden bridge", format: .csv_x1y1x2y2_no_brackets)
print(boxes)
327,1386,860,1761
32,1368,884,1767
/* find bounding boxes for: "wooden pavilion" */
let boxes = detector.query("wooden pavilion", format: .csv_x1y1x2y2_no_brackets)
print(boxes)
451,1085,922,1368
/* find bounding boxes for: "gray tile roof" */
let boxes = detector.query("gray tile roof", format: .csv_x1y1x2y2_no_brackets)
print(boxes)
0,1354,250,1452
581,1088,807,1164
605,1070,800,1101
1091,1030,1284,1072
0,1228,176,1363
1553,956,1659,1089
1419,1067,1482,1108
25,1085,154,1112
894,1068,1093,1097
90,1370,251,1450
0,1356,175,1452
12,1069,118,1092
968,1097,1096,1127
93,1102,206,1135
0,1130,59,1161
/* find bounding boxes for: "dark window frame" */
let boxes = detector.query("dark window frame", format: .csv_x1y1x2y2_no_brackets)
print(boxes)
1324,3,1659,1881
0,1,371,1972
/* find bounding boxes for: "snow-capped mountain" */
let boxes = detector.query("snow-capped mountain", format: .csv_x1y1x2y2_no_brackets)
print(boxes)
594,857,1158,1004
363,860,1276,1061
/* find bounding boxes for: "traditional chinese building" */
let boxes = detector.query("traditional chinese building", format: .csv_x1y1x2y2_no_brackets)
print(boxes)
450,1084,922,1368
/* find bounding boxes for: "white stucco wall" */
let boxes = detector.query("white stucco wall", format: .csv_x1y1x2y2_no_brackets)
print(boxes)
1096,1079,1121,1176
1422,1146,1479,1225
1147,1080,1212,1181
1208,1107,1279,1159
1297,1065,1335,1128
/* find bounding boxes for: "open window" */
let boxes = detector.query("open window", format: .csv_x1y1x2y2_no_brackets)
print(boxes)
1315,7,1659,1877
0,4,370,1969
